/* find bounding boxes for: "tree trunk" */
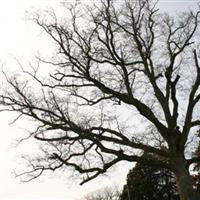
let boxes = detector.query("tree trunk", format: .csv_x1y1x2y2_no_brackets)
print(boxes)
174,158,200,200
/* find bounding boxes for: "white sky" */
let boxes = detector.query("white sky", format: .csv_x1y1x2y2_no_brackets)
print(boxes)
0,0,199,200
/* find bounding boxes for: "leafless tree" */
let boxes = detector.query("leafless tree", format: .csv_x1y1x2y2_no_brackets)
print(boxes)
83,186,120,200
1,0,200,199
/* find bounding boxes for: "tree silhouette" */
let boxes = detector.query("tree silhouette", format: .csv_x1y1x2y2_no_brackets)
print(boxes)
83,187,120,200
121,153,179,200
1,0,200,199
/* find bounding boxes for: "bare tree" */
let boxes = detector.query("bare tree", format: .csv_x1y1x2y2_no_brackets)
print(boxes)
1,0,200,199
83,187,120,200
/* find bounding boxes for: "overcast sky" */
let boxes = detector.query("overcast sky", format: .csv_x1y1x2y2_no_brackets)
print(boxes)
0,1,199,200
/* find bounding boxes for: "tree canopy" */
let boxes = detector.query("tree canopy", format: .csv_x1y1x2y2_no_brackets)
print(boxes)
0,0,200,199
121,153,179,200
83,187,120,200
